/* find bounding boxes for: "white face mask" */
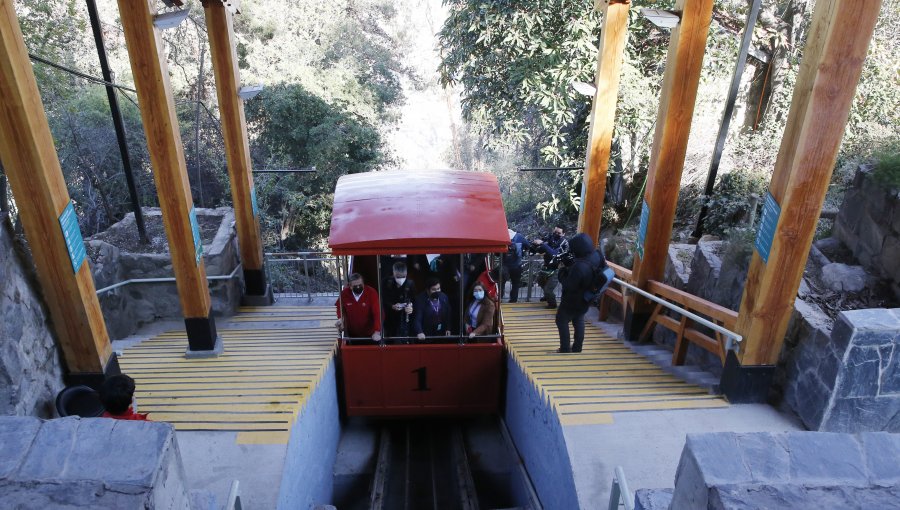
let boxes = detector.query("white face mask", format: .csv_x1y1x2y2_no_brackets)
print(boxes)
395,277,406,286
473,290,485,300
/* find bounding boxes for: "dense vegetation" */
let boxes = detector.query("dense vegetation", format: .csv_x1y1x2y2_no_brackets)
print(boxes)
2,0,897,256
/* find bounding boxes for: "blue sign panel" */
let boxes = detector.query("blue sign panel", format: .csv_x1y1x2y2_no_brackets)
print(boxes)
59,202,86,273
189,207,203,264
754,192,781,264
636,200,650,259
250,186,259,217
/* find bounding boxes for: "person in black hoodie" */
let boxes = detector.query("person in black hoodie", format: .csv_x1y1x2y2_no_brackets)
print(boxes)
556,233,601,353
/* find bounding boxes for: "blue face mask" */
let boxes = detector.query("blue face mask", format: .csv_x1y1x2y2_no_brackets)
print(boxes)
473,290,485,300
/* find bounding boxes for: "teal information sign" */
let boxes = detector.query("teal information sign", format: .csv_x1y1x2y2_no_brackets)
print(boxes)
189,207,203,264
754,192,781,264
59,202,86,273
250,187,258,217
636,200,650,259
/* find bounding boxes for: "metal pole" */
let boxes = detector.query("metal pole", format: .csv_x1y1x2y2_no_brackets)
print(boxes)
303,253,311,301
691,0,763,239
0,162,7,213
85,0,148,244
376,256,384,343
459,253,464,340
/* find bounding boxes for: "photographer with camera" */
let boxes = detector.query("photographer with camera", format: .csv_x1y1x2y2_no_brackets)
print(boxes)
381,261,416,342
502,229,529,303
555,233,602,353
530,225,568,309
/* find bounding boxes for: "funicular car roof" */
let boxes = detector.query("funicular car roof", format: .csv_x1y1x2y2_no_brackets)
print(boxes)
328,171,510,255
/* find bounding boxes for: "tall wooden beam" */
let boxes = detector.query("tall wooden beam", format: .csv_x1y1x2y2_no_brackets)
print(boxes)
724,0,882,400
0,0,117,383
577,0,631,247
202,0,271,304
117,0,220,354
624,0,714,340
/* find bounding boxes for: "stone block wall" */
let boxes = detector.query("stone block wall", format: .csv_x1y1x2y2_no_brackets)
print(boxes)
89,208,242,339
833,166,900,300
665,431,900,510
0,214,64,418
0,416,194,509
784,308,900,432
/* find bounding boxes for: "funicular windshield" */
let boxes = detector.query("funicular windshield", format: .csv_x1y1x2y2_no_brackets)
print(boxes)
328,171,510,345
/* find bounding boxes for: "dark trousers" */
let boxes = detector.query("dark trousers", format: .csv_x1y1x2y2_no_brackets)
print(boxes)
556,306,586,353
501,264,523,302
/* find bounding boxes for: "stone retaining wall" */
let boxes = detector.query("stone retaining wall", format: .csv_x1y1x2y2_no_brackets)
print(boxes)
0,416,194,509
89,208,242,339
0,214,64,418
833,166,900,300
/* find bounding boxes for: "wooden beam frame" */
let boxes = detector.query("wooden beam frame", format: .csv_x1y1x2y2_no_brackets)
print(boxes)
0,0,115,381
734,0,882,367
117,0,219,353
577,0,632,246
202,0,270,302
624,0,714,340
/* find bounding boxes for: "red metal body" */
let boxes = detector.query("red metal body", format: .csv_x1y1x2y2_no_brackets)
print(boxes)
329,170,508,416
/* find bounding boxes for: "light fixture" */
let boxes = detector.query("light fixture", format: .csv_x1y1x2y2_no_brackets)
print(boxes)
238,85,264,100
639,9,681,30
153,9,190,30
570,81,597,97
161,0,185,7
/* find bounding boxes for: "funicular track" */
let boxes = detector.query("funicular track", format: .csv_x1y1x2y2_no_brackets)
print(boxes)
341,418,540,510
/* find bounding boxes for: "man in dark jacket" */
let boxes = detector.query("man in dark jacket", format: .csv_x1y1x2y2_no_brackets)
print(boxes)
532,225,568,309
556,233,601,353
382,261,416,341
414,277,453,340
502,229,529,303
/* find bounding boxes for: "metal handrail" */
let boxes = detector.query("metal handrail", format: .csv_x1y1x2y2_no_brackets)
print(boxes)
342,334,502,344
608,466,634,510
613,277,743,351
226,480,243,510
95,263,243,295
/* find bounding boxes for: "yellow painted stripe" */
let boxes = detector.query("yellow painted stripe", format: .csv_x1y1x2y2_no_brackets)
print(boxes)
171,423,290,431
141,404,298,412
558,398,729,414
559,413,614,426
148,412,293,423
137,387,308,398
237,431,291,444
139,395,304,405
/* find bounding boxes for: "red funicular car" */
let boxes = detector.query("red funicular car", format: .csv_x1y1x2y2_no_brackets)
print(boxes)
328,170,509,416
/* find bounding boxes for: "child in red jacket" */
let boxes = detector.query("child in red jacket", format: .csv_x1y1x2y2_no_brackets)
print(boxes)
100,374,149,421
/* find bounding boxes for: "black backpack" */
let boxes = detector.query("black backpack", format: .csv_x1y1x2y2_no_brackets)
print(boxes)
582,250,615,304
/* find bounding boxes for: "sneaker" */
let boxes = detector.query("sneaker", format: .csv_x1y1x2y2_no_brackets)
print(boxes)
545,303,557,309
539,296,547,302
556,348,570,353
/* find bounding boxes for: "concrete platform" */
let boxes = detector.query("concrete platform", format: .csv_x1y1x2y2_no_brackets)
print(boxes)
501,303,803,509
114,303,340,509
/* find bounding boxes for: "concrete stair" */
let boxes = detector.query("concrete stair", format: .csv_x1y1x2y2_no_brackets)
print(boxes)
623,342,722,394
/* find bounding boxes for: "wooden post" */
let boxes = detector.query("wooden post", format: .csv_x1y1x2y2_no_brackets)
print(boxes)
623,0,714,340
202,0,271,304
577,0,631,247
0,0,117,383
117,0,220,354
724,0,882,400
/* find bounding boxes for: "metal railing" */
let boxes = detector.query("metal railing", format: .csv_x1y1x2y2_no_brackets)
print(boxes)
265,251,341,299
226,480,243,510
95,263,243,295
612,277,743,351
607,466,634,510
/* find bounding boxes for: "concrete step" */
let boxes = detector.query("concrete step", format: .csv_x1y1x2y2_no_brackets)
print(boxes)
623,340,722,394
189,489,217,510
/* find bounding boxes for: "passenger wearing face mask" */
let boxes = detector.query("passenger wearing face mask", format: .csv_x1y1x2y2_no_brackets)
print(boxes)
382,262,416,341
465,282,496,340
335,273,382,341
413,277,453,341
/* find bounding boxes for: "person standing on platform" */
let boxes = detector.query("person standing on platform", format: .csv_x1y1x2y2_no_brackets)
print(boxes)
555,233,601,353
382,261,416,341
335,273,382,341
414,277,453,340
531,225,568,309
502,228,529,303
